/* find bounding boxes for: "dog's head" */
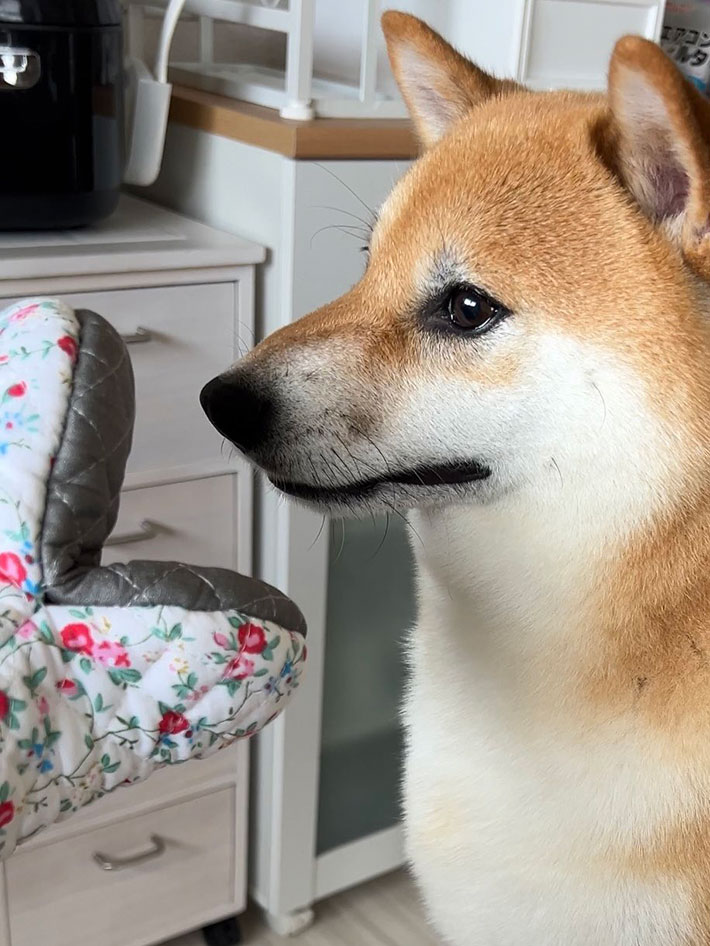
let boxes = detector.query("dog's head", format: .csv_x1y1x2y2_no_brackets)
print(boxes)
202,14,710,523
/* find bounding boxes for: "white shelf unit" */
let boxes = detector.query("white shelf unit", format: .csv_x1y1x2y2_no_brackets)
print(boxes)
126,0,667,125
126,0,405,120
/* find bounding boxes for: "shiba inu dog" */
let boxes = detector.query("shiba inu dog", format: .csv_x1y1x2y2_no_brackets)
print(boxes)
201,12,710,945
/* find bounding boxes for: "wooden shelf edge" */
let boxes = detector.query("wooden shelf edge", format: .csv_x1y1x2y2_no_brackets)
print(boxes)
169,86,420,161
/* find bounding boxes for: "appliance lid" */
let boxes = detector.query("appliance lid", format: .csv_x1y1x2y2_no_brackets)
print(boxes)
0,0,122,26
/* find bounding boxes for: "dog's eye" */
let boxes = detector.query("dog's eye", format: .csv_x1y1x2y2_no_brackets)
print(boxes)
446,286,507,333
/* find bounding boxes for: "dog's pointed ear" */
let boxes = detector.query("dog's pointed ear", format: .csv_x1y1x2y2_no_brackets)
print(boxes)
381,11,521,149
606,35,710,277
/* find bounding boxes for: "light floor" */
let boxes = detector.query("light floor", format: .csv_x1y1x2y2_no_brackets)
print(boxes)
164,870,441,946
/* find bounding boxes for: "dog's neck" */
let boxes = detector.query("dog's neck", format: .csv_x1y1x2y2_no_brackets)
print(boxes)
410,492,613,647
407,458,710,731
410,458,710,650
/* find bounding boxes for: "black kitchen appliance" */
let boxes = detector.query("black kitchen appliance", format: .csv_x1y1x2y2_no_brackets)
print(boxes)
0,0,124,229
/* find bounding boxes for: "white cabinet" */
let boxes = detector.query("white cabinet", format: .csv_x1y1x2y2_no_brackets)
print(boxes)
149,124,418,934
6,787,239,946
0,197,264,946
103,475,241,569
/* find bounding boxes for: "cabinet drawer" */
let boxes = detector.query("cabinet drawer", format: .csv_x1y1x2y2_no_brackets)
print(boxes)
6,788,239,946
59,283,238,478
103,475,238,570
31,743,246,838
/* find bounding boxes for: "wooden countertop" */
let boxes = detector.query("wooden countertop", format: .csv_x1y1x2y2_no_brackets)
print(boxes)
169,86,420,160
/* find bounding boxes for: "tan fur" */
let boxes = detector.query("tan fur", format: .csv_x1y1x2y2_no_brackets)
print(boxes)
607,36,710,279
381,10,521,148
586,487,710,935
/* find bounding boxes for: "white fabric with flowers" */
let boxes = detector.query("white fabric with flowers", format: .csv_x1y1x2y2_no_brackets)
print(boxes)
0,299,305,857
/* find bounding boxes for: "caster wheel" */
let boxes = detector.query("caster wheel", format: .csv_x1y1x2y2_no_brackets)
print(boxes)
202,916,242,946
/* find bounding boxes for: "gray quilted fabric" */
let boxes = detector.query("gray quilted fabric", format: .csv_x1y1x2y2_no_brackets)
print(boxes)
41,310,306,637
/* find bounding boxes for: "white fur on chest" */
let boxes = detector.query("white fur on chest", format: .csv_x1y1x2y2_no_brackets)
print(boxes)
401,508,697,946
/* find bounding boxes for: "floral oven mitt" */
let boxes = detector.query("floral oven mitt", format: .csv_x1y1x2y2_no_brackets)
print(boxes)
0,299,306,857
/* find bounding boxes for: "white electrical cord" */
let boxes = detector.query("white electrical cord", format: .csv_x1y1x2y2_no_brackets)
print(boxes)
124,0,186,186
155,0,187,84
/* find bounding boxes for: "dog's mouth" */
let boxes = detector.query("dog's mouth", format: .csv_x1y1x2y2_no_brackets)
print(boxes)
271,459,491,504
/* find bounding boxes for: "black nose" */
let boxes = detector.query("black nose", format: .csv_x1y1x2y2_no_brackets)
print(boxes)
200,375,274,454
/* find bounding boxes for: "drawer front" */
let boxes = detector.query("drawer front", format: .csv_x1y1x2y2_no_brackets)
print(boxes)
59,283,238,478
43,744,244,836
103,475,237,570
7,788,238,946
16,742,248,861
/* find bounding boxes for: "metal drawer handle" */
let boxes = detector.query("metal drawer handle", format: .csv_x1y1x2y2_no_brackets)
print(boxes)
121,327,153,345
105,519,165,547
93,834,166,872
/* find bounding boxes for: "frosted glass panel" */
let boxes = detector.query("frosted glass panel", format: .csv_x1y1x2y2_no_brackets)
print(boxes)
317,516,415,855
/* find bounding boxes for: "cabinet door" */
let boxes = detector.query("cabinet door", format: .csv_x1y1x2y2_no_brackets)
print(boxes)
317,517,415,855
520,0,665,89
244,159,420,918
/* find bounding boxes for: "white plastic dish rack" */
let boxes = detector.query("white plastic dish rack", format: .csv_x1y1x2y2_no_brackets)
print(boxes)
124,0,407,121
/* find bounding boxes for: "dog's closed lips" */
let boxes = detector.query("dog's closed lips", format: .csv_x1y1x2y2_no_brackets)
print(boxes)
272,459,491,502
